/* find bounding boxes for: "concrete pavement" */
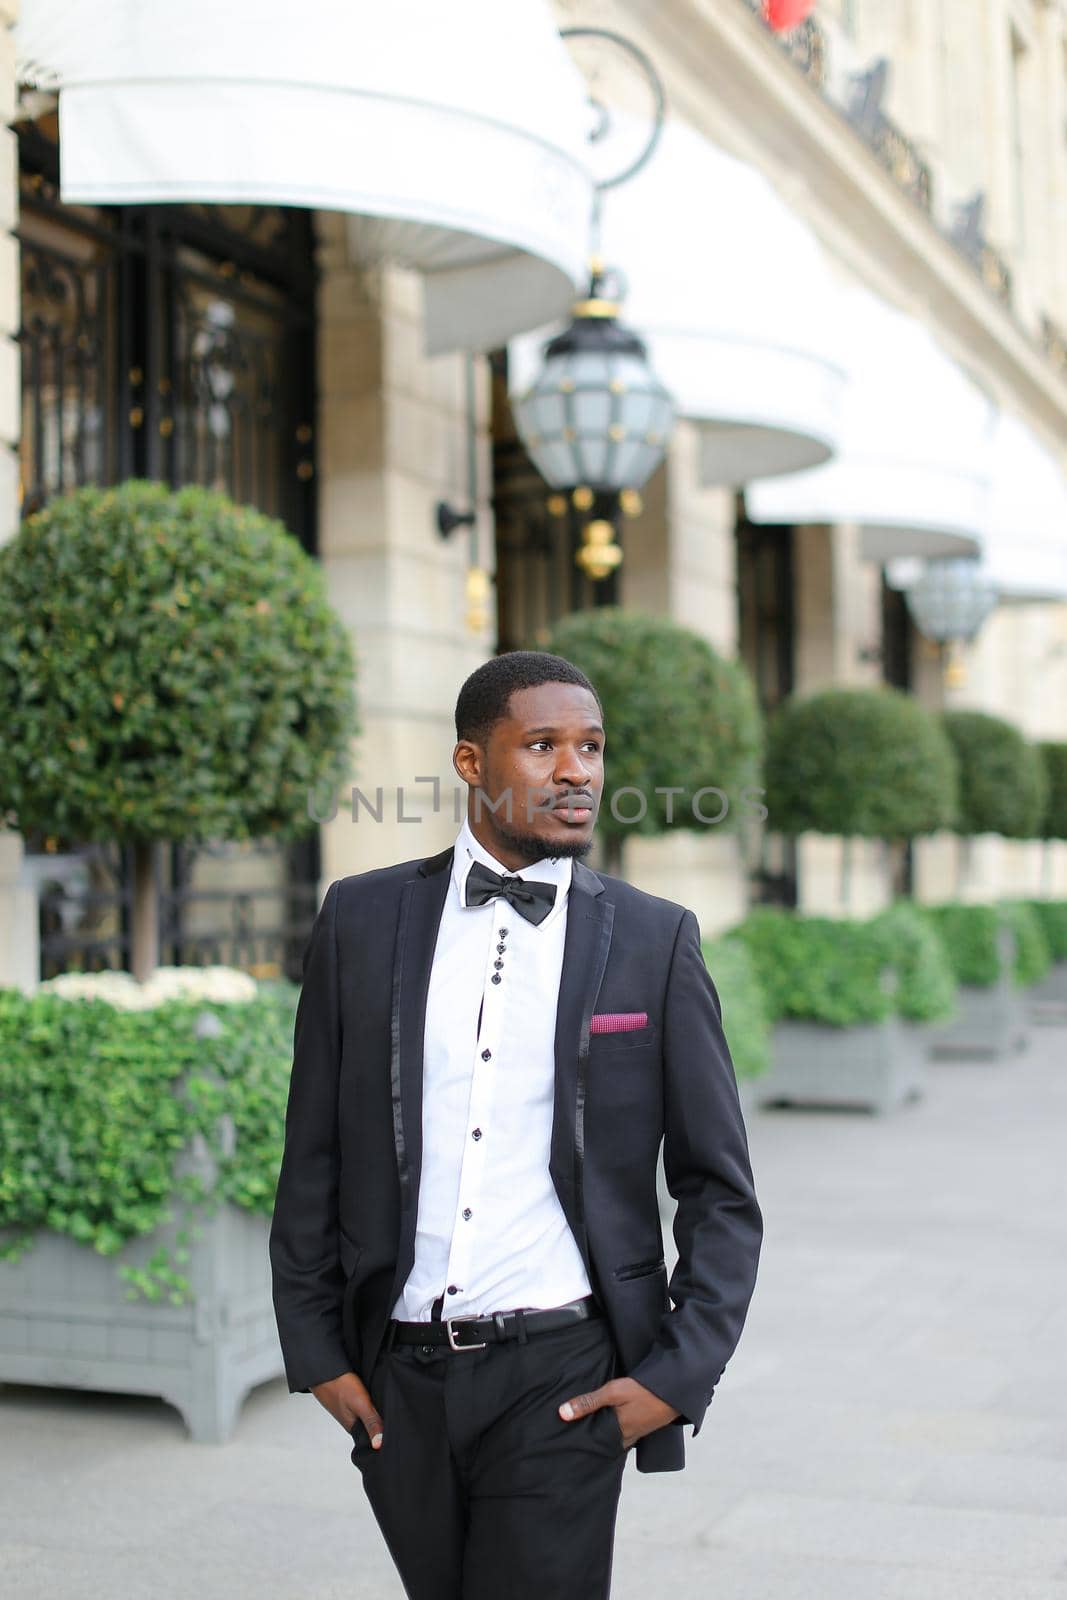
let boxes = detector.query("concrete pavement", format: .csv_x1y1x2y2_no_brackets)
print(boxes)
4,1025,1067,1598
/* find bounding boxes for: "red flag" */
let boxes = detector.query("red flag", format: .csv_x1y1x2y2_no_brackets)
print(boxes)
763,0,815,29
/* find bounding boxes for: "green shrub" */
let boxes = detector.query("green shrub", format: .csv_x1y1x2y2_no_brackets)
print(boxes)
701,936,771,1079
0,982,298,1303
1037,743,1067,840
868,900,958,1023
730,907,894,1027
1026,899,1067,961
539,609,762,865
765,686,957,839
942,711,1048,839
920,901,1052,988
0,480,357,846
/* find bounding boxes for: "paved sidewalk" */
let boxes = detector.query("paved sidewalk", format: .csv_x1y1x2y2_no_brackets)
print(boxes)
4,1027,1067,1598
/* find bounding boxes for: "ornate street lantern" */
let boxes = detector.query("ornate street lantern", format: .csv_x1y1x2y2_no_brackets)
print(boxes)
511,263,673,582
902,556,999,688
511,265,673,503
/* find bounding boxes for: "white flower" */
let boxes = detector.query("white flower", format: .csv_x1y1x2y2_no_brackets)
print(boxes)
40,965,260,1010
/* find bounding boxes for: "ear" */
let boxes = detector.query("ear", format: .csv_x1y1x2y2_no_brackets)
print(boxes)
453,740,483,788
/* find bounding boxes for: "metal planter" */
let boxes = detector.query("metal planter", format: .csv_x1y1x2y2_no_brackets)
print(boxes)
0,1195,283,1444
756,1015,927,1115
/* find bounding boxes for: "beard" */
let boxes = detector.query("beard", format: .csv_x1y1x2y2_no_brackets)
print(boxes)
491,813,596,864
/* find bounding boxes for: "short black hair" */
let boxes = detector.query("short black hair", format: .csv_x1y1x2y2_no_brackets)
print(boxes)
455,651,601,745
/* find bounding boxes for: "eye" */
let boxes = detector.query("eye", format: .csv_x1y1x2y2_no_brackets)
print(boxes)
530,739,551,751
582,741,601,753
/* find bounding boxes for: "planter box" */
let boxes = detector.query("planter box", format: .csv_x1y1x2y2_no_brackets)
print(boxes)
0,1190,283,1443
736,1076,764,1118
927,980,1028,1059
755,1016,926,1115
1028,960,1067,1025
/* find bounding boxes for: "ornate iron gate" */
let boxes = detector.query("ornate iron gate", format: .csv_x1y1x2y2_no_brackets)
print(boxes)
18,118,321,981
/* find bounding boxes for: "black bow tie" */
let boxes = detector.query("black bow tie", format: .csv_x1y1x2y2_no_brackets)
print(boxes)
464,859,557,926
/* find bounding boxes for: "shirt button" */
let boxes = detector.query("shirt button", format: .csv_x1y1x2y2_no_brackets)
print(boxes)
493,959,504,970
496,943,506,954
498,927,508,938
481,1049,491,1061
472,1128,482,1141
462,1208,472,1220
491,973,501,985
447,1284,459,1296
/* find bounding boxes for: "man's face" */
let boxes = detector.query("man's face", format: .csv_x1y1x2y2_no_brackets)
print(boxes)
454,682,605,865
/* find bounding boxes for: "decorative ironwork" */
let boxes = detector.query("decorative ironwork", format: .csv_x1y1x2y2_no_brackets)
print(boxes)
950,193,1013,306
847,60,933,213
1041,315,1067,377
741,0,827,89
158,837,320,981
36,843,133,979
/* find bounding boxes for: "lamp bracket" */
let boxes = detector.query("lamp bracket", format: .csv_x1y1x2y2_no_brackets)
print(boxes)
436,501,477,541
560,27,667,193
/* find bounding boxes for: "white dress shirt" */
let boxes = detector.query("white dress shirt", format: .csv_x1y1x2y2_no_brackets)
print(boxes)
392,817,593,1321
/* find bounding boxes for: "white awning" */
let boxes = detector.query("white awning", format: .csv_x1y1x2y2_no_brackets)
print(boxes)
887,414,1067,604
14,0,595,354
980,415,1067,602
510,119,846,485
746,287,995,560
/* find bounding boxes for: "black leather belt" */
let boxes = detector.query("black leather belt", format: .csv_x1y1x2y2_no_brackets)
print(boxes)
390,1294,602,1353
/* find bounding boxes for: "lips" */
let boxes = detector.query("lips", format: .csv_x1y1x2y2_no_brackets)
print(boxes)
551,793,594,822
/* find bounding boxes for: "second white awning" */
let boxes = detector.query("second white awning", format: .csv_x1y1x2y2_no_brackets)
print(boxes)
510,118,846,484
746,287,995,560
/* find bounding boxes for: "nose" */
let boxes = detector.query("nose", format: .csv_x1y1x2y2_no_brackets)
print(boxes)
553,742,595,788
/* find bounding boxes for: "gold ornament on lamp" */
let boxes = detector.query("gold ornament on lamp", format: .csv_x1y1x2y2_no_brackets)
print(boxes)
575,520,623,582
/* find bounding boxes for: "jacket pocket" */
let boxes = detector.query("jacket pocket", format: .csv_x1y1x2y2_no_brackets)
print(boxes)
614,1256,666,1282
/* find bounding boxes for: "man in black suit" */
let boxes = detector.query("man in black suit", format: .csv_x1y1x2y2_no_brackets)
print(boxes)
269,651,762,1598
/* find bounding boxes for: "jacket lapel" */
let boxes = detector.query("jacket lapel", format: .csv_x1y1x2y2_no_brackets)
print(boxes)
388,846,452,1305
551,859,614,1270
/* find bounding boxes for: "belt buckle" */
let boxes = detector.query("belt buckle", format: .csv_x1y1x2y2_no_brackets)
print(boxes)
445,1315,487,1352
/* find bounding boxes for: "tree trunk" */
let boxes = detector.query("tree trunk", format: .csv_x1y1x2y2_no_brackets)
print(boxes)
131,838,160,983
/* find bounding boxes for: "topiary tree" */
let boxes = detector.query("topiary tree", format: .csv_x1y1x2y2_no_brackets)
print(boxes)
0,480,358,980
1037,741,1067,892
764,687,958,905
538,608,762,876
941,711,1048,896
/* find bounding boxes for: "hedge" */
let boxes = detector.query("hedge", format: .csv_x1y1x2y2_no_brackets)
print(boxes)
919,901,1052,988
701,936,771,1080
730,907,895,1027
1025,899,1067,962
0,982,298,1303
867,900,958,1023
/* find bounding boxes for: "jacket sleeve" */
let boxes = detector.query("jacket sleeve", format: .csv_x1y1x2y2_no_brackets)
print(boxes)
627,907,763,1434
268,878,352,1394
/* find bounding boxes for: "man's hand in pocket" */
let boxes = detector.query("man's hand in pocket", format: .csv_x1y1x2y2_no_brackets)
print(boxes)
312,1372,384,1449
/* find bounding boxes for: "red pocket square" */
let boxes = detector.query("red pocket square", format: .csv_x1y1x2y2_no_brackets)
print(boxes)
590,1011,648,1034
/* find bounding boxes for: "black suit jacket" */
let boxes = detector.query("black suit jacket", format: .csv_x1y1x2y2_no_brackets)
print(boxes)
268,845,762,1473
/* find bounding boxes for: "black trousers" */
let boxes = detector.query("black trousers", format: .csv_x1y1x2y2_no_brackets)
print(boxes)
349,1314,629,1598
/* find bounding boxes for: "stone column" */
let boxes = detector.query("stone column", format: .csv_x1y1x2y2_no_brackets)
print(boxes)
314,215,493,885
0,2,36,992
